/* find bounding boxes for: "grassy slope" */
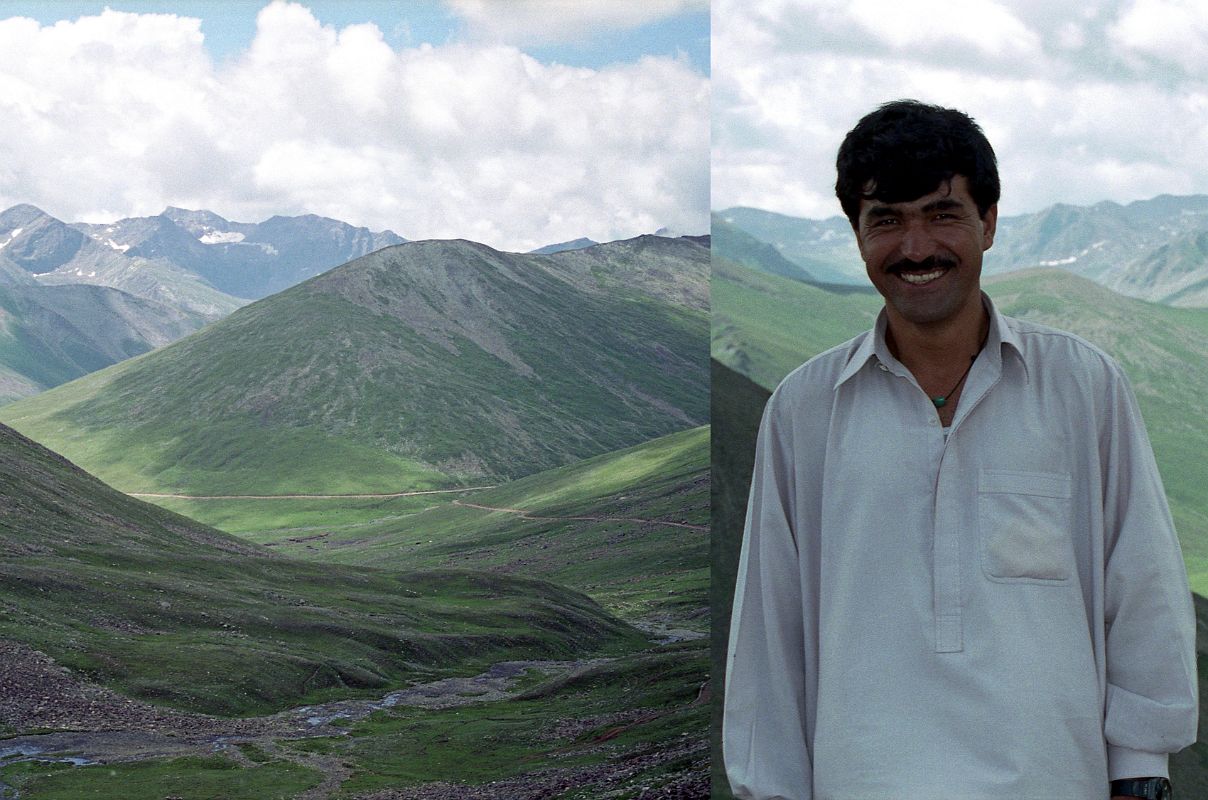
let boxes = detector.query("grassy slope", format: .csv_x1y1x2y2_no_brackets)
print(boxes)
0,422,643,719
0,239,707,496
713,258,1208,591
0,283,209,403
144,492,451,539
242,427,710,631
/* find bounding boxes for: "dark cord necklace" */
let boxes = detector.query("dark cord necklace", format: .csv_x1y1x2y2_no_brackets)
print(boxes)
930,328,990,408
931,357,975,408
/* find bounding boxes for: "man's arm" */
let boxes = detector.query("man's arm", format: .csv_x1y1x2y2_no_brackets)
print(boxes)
724,391,815,800
1099,365,1198,780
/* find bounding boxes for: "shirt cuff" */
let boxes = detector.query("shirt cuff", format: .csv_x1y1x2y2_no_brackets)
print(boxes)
1107,745,1169,780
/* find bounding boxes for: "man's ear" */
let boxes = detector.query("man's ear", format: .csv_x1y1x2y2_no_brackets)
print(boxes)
981,204,998,251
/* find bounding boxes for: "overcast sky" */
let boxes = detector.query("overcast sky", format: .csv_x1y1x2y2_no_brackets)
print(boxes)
714,0,1208,221
0,0,708,251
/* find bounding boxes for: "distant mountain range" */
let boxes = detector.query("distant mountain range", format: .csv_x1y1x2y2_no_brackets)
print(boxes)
715,193,1208,305
0,203,415,402
0,235,709,495
0,280,211,403
0,203,408,306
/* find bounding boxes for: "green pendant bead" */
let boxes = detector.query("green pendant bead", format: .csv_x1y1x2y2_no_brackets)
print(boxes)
932,397,946,408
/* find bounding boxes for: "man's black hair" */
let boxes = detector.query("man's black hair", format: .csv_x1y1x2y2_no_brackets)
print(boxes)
835,99,1000,228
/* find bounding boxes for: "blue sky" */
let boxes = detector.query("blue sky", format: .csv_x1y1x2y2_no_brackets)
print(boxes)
0,1,709,70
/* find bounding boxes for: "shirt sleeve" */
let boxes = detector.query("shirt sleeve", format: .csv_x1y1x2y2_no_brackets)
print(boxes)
724,389,814,800
1100,365,1199,779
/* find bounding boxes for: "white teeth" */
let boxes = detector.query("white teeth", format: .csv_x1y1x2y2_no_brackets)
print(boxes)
900,268,945,285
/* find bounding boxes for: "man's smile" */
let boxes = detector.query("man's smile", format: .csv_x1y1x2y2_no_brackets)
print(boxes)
897,267,948,285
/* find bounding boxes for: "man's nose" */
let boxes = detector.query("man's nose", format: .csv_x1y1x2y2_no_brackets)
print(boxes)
898,220,937,262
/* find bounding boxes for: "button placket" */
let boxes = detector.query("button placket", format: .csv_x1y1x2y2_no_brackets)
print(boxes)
933,455,963,653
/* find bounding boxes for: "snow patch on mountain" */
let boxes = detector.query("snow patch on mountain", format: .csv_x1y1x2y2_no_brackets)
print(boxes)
199,230,246,244
1040,255,1078,266
0,228,23,249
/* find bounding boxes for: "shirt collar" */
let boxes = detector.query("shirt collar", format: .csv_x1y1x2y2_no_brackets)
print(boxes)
833,292,1028,390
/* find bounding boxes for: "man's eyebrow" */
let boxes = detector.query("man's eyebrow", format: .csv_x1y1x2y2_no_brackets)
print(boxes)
861,196,972,223
862,204,897,220
921,198,966,213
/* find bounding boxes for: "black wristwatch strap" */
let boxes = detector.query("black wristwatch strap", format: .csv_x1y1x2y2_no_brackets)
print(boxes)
1110,777,1172,800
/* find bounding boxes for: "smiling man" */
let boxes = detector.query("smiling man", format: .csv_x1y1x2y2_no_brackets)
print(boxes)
722,100,1197,800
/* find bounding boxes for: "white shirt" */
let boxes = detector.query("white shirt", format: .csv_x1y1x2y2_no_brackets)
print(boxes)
723,296,1198,800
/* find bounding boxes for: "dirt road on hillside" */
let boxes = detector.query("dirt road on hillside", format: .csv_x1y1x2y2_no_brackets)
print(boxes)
450,500,708,531
128,487,496,500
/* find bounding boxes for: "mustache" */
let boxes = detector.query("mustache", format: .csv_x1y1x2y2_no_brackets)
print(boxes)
887,255,958,274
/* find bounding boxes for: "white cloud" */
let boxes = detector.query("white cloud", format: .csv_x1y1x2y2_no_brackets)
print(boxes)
448,0,708,46
844,0,1041,60
0,2,708,251
713,0,1208,220
1108,0,1208,73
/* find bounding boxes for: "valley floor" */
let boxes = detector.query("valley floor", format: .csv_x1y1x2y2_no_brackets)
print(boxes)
1,637,709,800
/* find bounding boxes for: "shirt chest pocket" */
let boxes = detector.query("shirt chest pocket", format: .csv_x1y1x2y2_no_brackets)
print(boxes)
978,469,1074,583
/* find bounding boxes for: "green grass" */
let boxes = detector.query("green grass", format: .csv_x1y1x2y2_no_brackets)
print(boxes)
0,642,708,799
0,755,321,800
290,641,708,797
0,423,644,718
145,492,454,540
258,427,710,629
712,260,1208,593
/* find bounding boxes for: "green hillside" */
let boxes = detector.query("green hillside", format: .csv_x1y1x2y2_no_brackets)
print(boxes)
215,426,711,633
0,237,708,496
0,421,641,719
0,283,210,403
712,258,1208,592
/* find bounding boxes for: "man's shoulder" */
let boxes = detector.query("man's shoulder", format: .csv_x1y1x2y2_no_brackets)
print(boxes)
1000,313,1125,381
771,331,870,404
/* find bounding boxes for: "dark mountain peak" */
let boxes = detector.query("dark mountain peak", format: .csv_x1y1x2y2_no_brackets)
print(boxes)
579,232,708,258
0,203,57,228
0,205,88,274
258,213,335,229
528,237,598,255
161,206,233,227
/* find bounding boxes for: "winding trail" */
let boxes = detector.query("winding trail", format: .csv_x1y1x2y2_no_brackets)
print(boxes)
126,490,708,531
128,487,496,501
450,500,709,531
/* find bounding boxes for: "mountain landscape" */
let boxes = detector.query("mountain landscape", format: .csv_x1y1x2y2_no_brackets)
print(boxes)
1,229,710,798
1,203,407,305
716,193,1208,305
0,204,415,403
0,235,709,498
0,416,710,799
0,281,211,403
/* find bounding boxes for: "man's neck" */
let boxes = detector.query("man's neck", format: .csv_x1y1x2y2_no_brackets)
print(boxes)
884,296,989,379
